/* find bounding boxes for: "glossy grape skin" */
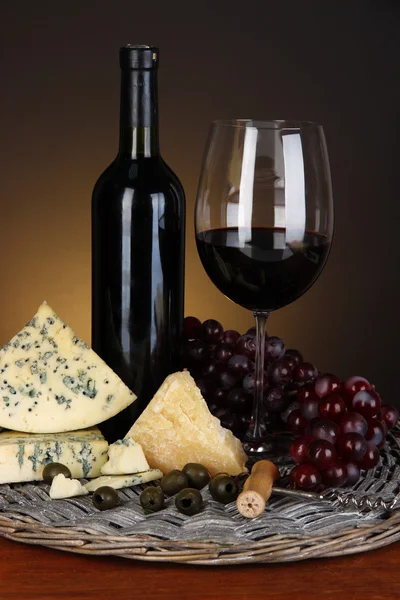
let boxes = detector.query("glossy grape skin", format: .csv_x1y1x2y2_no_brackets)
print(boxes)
222,329,241,346
365,420,387,448
314,374,342,398
218,370,238,391
228,354,253,377
201,319,223,344
307,418,340,444
287,409,307,433
289,464,321,491
285,349,303,365
183,316,203,340
290,435,314,464
265,337,286,361
281,401,300,423
297,384,318,404
201,362,221,379
352,389,381,419
228,388,252,413
344,462,361,486
214,343,234,364
357,441,380,470
264,387,288,413
246,326,257,336
269,358,294,385
322,461,348,488
294,362,317,384
343,375,371,399
235,334,256,360
300,396,320,421
212,387,228,408
308,439,337,469
340,412,368,437
337,433,367,461
186,339,207,364
381,404,399,430
318,393,346,422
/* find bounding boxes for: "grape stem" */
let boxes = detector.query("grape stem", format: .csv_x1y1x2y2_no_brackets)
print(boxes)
244,311,270,449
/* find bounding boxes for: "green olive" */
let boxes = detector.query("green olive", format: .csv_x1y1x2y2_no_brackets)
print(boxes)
209,474,239,504
175,488,203,516
92,486,118,511
160,469,189,496
182,463,211,490
140,486,165,512
42,462,71,485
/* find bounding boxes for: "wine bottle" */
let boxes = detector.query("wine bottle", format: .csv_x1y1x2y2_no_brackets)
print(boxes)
92,45,185,442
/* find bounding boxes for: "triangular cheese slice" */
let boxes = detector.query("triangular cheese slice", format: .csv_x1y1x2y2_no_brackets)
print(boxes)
126,371,248,476
0,302,136,433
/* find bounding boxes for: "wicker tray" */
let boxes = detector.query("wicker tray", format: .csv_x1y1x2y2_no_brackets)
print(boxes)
1,432,400,565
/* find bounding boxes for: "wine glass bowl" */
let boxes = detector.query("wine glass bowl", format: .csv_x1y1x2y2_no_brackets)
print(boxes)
195,119,334,458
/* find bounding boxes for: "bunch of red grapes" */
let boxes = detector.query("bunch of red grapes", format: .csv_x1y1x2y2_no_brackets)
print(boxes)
183,316,399,491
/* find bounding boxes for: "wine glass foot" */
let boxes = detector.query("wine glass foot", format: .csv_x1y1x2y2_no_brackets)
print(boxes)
242,432,293,468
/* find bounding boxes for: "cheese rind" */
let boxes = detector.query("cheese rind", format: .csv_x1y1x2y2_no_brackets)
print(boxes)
100,438,150,475
0,302,136,433
84,469,163,492
0,427,109,484
126,371,248,477
49,473,88,499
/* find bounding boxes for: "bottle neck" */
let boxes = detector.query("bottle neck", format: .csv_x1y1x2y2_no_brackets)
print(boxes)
118,68,159,158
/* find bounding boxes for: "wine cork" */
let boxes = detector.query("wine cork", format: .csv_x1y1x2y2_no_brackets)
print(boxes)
236,460,280,518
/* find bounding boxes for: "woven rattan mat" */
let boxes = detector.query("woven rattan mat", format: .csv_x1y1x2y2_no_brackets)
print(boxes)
1,432,400,565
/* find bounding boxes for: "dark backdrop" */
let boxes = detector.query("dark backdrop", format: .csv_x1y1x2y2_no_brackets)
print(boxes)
0,0,399,403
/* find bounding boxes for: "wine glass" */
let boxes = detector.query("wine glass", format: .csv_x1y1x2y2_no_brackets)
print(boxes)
195,119,333,459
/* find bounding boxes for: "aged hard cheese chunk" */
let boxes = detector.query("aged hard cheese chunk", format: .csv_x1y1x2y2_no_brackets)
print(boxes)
126,371,248,477
0,427,109,484
0,302,136,433
100,438,150,475
84,469,163,492
49,473,88,499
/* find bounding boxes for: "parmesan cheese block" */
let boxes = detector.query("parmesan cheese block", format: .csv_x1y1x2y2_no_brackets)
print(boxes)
49,473,88,499
0,427,109,484
126,371,248,476
0,302,136,433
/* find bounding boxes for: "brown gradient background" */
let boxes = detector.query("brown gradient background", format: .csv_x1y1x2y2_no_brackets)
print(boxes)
0,1,399,403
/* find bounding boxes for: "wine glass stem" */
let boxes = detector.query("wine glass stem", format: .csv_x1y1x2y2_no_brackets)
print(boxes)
250,310,270,441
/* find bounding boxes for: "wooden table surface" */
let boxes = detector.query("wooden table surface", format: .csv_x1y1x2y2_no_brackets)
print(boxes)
0,535,398,599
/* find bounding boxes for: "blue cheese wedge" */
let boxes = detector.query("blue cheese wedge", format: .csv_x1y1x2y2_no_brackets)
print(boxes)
0,302,136,433
0,427,109,484
100,438,150,475
84,469,163,492
49,473,88,499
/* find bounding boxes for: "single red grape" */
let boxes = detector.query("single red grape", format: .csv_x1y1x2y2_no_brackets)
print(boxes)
264,386,288,413
308,439,336,469
282,355,297,371
285,349,303,365
186,339,207,363
307,418,340,444
381,404,399,430
218,370,238,391
322,461,348,488
297,383,318,404
290,435,315,464
339,411,368,437
357,441,380,470
228,354,253,377
294,362,317,384
337,432,367,461
343,375,371,400
214,343,234,364
287,409,307,433
365,420,387,448
314,373,342,398
269,358,294,385
318,393,346,421
344,462,361,486
222,329,241,346
227,388,252,413
246,326,257,336
290,464,321,491
235,334,256,360
352,389,381,419
201,319,223,344
265,336,286,361
201,362,222,379
212,387,228,408
183,316,202,340
300,396,320,421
